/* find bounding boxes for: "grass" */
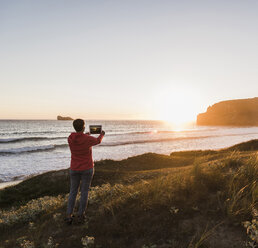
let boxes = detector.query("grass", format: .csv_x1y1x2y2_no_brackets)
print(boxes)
0,153,196,209
225,155,258,221
0,139,257,247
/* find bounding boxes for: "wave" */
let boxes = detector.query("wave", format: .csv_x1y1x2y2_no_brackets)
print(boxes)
0,136,206,154
0,145,56,154
106,131,181,136
100,136,213,147
0,128,225,140
0,144,68,155
107,130,258,137
0,131,194,142
105,128,220,136
0,137,66,143
102,132,258,146
0,130,69,135
0,136,207,154
1,132,257,155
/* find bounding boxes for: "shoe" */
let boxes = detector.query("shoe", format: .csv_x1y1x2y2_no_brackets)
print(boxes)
77,214,86,224
64,215,74,225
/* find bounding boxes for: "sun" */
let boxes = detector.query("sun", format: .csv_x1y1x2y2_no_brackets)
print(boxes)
153,84,201,126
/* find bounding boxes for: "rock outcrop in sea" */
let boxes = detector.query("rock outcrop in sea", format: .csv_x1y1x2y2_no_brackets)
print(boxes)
57,115,73,120
197,97,258,126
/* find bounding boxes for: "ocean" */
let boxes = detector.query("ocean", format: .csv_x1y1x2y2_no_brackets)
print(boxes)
0,120,258,183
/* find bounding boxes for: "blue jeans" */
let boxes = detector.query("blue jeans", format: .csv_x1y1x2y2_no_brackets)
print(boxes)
67,168,94,216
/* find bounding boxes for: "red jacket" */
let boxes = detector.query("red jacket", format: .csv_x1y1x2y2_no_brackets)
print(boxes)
68,132,104,171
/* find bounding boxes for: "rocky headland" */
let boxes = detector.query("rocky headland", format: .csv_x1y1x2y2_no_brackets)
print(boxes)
197,97,258,126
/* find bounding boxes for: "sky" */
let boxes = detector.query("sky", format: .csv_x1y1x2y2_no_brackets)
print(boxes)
1,0,258,122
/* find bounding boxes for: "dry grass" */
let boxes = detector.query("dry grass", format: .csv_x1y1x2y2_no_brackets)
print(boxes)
0,140,257,248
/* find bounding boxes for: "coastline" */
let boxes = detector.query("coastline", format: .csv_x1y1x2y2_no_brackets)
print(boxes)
0,180,22,190
1,138,257,192
1,120,258,185
0,139,257,247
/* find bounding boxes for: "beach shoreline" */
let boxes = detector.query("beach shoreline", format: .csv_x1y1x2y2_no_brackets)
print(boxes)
1,120,258,184
1,139,257,247
0,180,22,190
1,138,258,190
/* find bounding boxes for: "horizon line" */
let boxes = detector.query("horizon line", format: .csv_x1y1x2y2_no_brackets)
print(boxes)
0,118,196,123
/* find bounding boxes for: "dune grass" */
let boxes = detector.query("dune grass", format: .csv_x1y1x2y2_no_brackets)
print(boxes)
0,140,257,247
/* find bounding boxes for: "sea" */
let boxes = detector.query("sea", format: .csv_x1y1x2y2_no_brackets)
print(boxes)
0,120,258,183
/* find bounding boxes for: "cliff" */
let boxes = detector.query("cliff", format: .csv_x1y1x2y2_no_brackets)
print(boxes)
57,115,73,120
197,97,258,126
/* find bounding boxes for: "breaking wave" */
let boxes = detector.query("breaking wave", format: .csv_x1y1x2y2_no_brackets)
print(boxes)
0,137,66,143
1,132,257,155
0,136,212,154
0,144,68,155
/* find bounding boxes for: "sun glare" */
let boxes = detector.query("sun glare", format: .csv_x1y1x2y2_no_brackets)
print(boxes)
153,84,201,127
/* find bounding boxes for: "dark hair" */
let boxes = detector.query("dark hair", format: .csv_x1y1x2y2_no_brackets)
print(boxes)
73,119,85,132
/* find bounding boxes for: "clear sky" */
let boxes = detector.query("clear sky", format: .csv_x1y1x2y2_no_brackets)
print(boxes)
1,0,258,122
